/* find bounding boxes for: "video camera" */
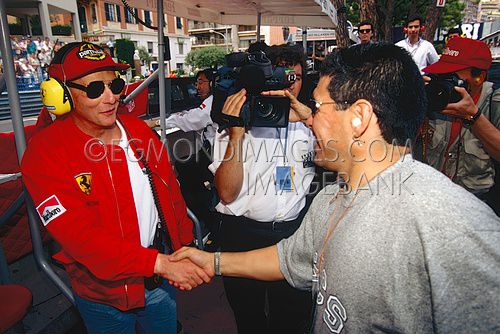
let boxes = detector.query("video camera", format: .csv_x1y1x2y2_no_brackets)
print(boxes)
211,51,296,129
425,73,468,118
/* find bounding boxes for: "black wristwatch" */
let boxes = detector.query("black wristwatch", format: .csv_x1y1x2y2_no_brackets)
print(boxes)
463,108,482,126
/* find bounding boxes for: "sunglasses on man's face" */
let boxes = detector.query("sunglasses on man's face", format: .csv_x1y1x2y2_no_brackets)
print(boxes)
66,78,125,99
359,29,372,34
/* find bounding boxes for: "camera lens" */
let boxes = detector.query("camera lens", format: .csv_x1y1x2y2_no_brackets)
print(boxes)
425,80,452,112
255,100,275,119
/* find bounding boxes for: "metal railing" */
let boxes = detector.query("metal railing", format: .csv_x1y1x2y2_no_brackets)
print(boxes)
0,90,43,120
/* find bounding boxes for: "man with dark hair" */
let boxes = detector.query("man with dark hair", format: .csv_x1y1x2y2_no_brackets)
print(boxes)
147,68,218,235
396,14,438,72
207,45,315,333
147,69,216,147
172,43,500,333
357,20,374,44
421,37,500,212
446,27,462,41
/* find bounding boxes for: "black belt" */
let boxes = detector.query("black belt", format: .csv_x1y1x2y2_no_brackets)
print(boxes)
220,213,303,232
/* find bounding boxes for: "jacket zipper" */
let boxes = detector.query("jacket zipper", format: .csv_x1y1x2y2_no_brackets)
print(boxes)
104,144,129,309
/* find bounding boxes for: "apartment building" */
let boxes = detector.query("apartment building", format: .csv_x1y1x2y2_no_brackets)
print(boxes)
188,21,290,52
478,0,500,22
5,0,82,40
463,0,480,24
77,0,191,71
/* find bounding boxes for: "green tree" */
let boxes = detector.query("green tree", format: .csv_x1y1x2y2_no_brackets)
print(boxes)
186,46,226,68
185,46,226,69
348,0,465,42
115,39,135,68
438,0,465,29
137,45,152,68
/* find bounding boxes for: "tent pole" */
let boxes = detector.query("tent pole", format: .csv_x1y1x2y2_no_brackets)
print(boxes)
0,0,26,159
257,12,261,42
122,69,159,104
0,0,75,305
302,27,307,55
157,0,171,143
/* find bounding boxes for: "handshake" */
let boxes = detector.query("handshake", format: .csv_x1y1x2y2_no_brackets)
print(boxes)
153,247,215,291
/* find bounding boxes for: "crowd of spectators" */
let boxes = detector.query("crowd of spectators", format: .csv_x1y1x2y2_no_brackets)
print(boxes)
3,35,61,90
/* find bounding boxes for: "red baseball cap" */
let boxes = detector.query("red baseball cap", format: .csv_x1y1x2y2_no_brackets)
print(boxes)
423,37,492,74
48,42,129,81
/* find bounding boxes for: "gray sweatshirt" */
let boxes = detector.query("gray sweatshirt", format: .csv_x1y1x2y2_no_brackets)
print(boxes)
278,155,500,333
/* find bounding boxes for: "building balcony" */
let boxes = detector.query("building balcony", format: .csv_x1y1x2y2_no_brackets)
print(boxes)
191,37,229,47
188,23,229,32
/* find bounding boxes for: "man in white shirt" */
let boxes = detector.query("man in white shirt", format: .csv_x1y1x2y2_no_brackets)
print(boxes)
147,69,216,149
209,45,315,334
147,69,217,236
396,14,438,72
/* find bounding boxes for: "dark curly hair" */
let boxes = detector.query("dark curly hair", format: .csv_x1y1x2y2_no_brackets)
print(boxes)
319,43,427,144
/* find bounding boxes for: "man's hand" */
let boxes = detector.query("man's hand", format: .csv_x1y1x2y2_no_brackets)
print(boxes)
170,246,215,277
153,253,211,290
261,89,312,123
442,87,478,120
222,89,247,139
145,119,158,128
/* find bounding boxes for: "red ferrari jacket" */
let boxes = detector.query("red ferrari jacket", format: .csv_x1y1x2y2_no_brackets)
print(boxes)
21,114,193,311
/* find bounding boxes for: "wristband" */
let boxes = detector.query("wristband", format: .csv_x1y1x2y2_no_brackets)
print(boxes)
463,108,481,126
214,251,221,276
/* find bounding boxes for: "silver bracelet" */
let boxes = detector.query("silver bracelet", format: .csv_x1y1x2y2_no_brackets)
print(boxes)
214,251,221,276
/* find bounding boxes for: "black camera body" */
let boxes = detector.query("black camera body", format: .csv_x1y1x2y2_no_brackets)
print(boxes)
425,73,468,118
211,51,296,129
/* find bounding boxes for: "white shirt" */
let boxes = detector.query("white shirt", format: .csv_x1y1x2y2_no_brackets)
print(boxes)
396,38,439,72
165,95,216,147
209,123,315,222
117,121,158,247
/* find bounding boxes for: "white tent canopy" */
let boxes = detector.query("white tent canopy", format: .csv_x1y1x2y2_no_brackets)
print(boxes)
125,0,337,28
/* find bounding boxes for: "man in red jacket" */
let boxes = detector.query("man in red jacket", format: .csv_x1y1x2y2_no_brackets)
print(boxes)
21,42,209,333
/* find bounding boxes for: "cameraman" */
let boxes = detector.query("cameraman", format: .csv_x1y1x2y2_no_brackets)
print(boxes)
421,38,500,211
209,46,315,334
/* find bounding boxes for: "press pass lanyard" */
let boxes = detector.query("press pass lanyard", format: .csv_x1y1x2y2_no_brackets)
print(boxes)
276,126,290,166
275,126,293,192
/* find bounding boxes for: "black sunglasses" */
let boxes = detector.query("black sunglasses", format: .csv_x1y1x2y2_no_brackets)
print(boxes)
359,29,372,34
66,78,125,99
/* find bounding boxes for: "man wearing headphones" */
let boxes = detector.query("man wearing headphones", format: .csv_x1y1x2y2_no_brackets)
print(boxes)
21,42,209,333
146,69,217,149
147,68,218,236
396,14,438,72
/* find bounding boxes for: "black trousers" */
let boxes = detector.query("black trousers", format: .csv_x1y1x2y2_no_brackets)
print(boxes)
219,213,312,334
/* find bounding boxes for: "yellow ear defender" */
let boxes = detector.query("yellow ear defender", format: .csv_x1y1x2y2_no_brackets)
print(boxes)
40,77,74,116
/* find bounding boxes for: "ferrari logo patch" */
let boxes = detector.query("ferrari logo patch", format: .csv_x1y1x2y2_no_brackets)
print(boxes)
75,172,92,195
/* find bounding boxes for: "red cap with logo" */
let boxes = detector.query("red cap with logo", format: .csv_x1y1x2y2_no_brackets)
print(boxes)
423,37,492,74
48,42,129,81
